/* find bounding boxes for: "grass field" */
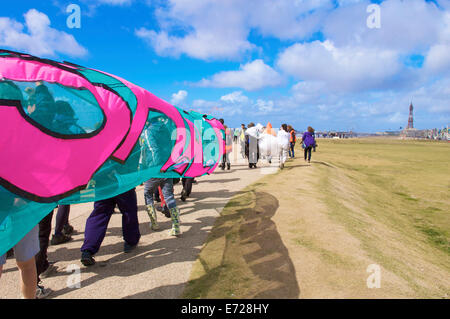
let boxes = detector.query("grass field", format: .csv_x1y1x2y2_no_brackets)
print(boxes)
182,138,450,299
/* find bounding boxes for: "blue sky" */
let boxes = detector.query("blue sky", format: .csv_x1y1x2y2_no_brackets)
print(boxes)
1,0,449,132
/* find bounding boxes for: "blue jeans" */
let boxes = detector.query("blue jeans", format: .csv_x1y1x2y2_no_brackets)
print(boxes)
144,178,177,209
289,142,295,157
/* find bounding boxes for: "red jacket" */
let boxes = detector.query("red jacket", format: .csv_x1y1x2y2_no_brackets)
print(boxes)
289,130,296,143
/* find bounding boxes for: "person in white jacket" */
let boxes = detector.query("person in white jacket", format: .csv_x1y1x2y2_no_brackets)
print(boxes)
277,124,290,169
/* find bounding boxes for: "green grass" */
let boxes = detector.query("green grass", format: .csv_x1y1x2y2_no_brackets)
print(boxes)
313,138,449,297
316,138,449,255
182,138,450,298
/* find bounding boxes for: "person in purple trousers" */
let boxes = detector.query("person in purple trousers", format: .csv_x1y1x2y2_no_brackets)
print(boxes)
80,188,141,266
302,126,317,163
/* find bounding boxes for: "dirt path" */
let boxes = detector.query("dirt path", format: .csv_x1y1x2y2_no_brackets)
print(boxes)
0,144,268,299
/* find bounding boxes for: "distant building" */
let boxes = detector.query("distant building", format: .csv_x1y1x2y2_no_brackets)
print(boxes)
400,102,423,139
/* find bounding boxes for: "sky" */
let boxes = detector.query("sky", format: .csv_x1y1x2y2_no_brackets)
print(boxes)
1,0,449,132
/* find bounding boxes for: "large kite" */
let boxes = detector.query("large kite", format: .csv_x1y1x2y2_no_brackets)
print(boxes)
0,49,224,256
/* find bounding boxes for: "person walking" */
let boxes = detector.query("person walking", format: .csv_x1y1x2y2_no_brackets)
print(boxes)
80,188,141,266
302,126,317,163
277,124,290,169
245,123,260,168
239,124,247,159
50,205,74,245
288,125,296,158
233,127,240,143
220,125,232,170
144,178,181,236
180,178,193,202
36,211,59,282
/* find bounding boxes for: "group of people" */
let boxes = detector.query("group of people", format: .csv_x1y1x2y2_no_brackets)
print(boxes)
226,122,317,170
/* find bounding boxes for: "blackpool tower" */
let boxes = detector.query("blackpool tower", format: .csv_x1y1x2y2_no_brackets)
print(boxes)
407,102,414,129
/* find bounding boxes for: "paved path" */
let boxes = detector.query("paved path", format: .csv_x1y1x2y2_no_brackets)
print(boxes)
0,143,278,298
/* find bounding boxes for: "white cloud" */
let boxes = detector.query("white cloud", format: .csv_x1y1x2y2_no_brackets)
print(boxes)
0,9,87,57
170,90,188,105
291,81,327,104
195,60,283,91
424,12,450,75
277,40,401,92
137,0,335,60
135,0,254,60
255,99,275,114
323,0,444,52
246,0,333,40
192,91,276,117
424,43,450,74
220,91,249,104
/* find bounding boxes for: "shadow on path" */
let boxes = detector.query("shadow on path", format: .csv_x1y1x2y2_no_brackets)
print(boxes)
182,190,300,298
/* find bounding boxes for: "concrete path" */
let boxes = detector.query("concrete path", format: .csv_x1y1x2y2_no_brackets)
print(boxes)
0,143,278,299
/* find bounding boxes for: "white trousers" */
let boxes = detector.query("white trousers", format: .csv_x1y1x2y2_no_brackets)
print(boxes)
279,144,289,164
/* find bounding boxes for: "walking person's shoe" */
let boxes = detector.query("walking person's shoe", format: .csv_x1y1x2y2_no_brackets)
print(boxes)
146,204,160,230
36,284,52,299
163,205,171,218
6,249,14,259
50,233,72,245
40,262,58,279
124,241,138,253
227,163,231,170
80,251,96,267
62,224,74,236
180,189,187,202
169,207,181,236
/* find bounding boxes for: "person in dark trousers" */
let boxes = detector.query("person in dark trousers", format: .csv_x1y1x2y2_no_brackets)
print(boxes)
49,101,84,245
302,126,317,163
217,119,230,170
80,188,141,266
220,125,232,170
36,211,58,281
181,178,193,201
50,205,74,245
245,123,260,168
287,125,296,158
